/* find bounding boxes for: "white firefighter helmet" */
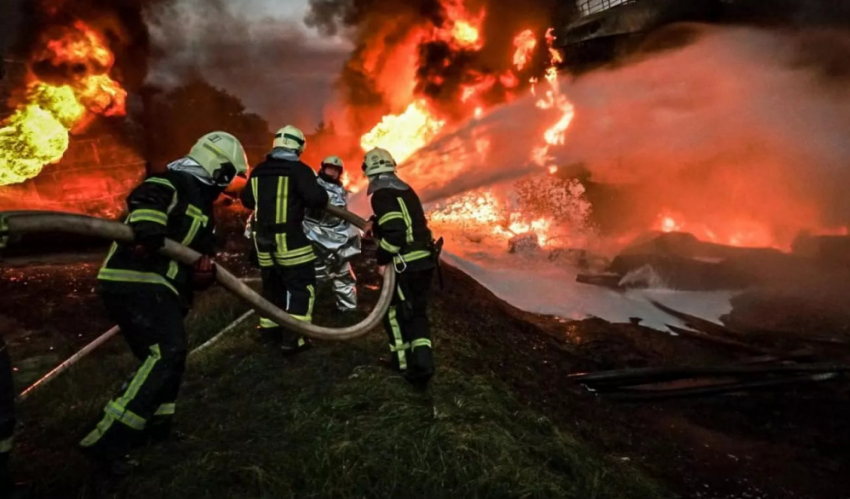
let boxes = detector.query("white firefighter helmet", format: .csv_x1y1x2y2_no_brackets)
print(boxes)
187,131,248,187
361,147,397,177
273,125,307,154
321,155,344,172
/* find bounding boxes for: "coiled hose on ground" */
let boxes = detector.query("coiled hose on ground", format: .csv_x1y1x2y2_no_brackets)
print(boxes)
0,207,394,341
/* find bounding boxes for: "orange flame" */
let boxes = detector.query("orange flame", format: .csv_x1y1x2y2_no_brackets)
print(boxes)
360,24,575,250
531,29,575,168
512,29,537,71
360,100,446,164
440,0,485,50
0,20,127,186
360,0,488,164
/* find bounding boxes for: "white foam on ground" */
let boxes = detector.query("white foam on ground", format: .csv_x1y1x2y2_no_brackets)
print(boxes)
439,237,736,333
351,194,735,333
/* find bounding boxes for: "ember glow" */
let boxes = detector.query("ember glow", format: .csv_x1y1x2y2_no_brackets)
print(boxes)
429,190,554,247
0,20,127,186
655,212,778,249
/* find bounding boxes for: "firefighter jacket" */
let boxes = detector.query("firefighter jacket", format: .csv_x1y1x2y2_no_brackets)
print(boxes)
303,175,361,262
241,148,329,268
97,163,218,306
370,174,435,272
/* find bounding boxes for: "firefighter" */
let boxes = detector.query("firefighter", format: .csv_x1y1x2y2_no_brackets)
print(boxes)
361,147,437,389
80,131,248,474
303,156,360,313
241,125,329,354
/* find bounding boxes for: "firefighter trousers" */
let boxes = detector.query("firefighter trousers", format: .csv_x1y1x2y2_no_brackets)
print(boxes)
80,288,187,459
0,336,15,485
314,251,357,312
259,263,316,347
384,268,435,385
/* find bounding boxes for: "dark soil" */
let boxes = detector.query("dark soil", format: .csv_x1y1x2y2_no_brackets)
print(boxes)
450,265,850,499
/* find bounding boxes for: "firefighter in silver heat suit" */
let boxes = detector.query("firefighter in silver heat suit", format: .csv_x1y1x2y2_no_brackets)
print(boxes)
302,156,360,312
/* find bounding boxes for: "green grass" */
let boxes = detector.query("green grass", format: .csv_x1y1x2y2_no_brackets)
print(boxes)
14,277,670,499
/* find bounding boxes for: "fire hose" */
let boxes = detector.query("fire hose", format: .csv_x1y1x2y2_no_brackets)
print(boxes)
0,208,395,342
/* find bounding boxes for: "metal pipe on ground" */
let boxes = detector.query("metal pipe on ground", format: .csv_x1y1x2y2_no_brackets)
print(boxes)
603,373,841,402
666,324,773,355
19,307,258,400
17,326,121,401
571,363,850,390
189,310,255,356
0,209,395,341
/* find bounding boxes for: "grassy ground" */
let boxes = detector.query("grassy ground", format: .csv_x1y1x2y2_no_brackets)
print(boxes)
12,268,668,499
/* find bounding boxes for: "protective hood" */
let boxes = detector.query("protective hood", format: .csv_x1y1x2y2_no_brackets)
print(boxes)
269,147,301,161
319,170,343,186
167,157,214,186
367,173,410,195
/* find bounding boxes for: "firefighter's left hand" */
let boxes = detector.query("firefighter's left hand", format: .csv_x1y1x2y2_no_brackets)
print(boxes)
377,265,386,276
362,220,375,240
193,255,217,290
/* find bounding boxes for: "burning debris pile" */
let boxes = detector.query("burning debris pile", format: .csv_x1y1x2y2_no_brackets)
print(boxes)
428,174,593,250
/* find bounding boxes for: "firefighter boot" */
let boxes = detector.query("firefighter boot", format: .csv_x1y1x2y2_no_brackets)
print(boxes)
256,326,283,345
280,329,312,356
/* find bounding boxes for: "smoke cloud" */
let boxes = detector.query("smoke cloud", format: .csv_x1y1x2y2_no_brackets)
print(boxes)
147,0,350,131
0,0,25,57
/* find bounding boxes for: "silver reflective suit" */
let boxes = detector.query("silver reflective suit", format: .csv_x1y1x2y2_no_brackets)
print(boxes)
303,176,360,311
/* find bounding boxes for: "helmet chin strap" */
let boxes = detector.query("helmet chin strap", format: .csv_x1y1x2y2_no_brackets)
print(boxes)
213,162,237,187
